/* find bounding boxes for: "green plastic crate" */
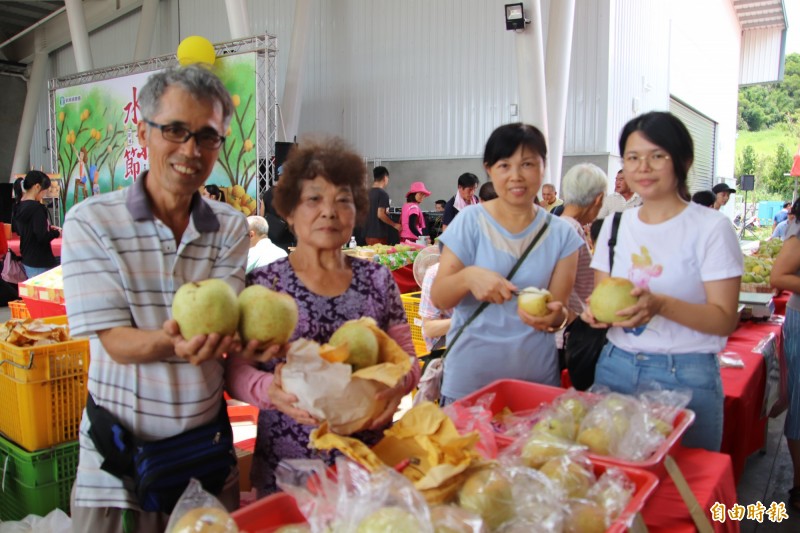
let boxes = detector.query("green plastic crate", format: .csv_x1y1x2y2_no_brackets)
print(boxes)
0,436,78,521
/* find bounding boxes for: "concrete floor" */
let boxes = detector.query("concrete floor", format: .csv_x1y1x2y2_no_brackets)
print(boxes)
737,412,798,532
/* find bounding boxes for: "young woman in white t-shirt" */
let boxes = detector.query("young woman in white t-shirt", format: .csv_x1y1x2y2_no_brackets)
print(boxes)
586,112,743,451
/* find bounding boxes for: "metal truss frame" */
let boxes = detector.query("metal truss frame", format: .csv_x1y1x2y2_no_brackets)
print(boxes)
47,34,278,205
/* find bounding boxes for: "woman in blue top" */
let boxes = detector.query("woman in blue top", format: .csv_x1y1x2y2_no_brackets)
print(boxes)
431,123,583,403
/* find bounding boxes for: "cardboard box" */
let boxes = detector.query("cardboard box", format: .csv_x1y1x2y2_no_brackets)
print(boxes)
235,447,253,492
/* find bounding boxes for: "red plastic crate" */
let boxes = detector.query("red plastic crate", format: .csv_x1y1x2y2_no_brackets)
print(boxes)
230,463,657,532
593,462,659,533
227,401,259,425
232,492,307,533
20,297,66,319
454,379,695,477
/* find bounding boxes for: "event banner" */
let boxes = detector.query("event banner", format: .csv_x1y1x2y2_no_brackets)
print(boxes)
53,53,259,219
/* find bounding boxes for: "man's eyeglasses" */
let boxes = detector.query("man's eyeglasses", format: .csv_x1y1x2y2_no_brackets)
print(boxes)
622,152,671,171
143,119,225,150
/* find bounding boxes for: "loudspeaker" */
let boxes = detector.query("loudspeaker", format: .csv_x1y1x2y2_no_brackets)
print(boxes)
740,175,755,191
275,142,294,169
0,183,13,224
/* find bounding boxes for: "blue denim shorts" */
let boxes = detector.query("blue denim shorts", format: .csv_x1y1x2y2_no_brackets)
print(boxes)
784,308,800,440
593,342,724,452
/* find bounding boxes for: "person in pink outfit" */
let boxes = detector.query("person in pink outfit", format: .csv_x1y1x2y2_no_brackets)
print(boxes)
400,181,431,243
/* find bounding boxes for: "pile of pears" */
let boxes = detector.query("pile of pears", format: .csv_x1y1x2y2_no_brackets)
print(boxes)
172,280,381,370
171,280,298,345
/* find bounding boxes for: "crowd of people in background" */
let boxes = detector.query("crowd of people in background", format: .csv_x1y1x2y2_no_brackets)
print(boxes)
30,62,798,530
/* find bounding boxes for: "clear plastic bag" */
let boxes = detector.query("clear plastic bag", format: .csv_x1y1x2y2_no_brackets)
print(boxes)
165,478,238,533
429,505,486,533
276,457,434,533
500,427,587,469
443,395,498,459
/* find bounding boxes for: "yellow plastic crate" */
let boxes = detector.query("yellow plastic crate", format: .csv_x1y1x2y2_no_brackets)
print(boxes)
0,316,89,451
8,300,30,320
400,292,427,356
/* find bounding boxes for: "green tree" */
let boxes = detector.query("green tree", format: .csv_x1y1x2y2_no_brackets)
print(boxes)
737,145,759,177
761,143,794,199
737,53,800,131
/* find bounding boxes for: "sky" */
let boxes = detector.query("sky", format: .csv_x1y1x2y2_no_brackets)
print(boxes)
787,0,800,54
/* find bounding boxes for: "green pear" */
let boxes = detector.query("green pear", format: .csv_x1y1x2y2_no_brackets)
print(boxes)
533,416,576,440
357,507,420,533
558,397,588,422
329,321,379,370
518,287,552,317
576,427,611,456
238,285,298,344
589,277,639,324
172,279,239,339
457,468,516,530
539,458,593,499
521,431,570,468
564,500,607,533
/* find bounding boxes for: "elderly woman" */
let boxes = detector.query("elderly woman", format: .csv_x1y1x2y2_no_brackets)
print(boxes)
431,123,583,404
559,164,607,322
225,135,420,496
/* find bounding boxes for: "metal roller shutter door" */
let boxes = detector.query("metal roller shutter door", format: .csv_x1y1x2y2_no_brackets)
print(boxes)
669,97,717,194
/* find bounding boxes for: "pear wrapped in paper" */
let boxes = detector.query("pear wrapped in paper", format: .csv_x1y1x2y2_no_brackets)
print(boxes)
281,318,411,435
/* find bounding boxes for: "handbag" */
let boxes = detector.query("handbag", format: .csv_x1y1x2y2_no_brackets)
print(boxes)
414,213,552,405
564,211,622,390
1,250,27,284
85,394,237,513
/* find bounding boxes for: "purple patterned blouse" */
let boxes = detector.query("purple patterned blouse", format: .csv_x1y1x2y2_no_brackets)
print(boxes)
247,256,408,495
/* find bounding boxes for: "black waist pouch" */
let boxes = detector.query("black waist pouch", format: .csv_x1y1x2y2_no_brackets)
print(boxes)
86,395,236,513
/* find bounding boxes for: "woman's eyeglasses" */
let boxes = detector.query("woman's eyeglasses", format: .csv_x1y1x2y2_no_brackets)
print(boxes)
622,152,671,171
144,119,225,150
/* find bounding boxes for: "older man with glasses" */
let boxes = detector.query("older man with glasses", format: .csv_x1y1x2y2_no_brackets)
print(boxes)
597,168,643,219
62,65,250,532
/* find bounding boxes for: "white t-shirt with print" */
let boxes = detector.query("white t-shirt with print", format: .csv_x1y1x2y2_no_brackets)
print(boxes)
591,203,743,354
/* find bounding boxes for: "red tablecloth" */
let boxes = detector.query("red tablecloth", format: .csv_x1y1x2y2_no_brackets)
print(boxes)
392,264,420,293
642,446,739,533
720,320,782,481
7,237,62,257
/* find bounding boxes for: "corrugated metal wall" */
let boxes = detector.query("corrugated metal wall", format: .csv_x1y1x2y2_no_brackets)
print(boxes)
25,0,745,184
564,0,610,156
605,0,670,156
175,0,519,159
337,0,517,160
740,27,786,85
670,97,717,193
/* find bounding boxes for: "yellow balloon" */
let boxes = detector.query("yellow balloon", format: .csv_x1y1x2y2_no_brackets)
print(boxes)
176,36,216,66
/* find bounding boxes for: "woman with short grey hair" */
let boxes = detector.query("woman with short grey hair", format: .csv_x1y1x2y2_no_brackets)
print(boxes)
562,163,608,208
559,163,607,324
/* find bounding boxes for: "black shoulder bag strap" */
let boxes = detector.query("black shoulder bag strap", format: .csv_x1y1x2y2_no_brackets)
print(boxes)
608,211,622,272
421,213,552,368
